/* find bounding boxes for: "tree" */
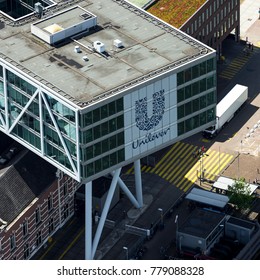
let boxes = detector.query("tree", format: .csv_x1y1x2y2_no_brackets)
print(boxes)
227,178,253,210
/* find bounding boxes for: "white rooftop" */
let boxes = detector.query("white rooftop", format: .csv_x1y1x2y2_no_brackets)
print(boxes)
213,176,258,195
186,187,229,209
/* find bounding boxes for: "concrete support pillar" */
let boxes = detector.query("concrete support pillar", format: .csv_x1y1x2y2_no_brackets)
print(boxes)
134,159,143,207
85,181,92,260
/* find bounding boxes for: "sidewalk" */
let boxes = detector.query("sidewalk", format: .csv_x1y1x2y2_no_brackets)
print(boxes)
240,0,260,45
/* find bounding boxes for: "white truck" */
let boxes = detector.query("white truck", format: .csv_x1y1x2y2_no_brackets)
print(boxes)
203,84,248,138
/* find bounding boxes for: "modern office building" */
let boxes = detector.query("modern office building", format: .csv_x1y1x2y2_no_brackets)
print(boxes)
0,0,216,259
147,0,240,56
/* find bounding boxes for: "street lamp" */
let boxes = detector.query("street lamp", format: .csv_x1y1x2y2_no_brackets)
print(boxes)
199,152,209,185
158,208,164,229
123,246,128,260
175,215,179,252
199,158,202,186
237,151,240,179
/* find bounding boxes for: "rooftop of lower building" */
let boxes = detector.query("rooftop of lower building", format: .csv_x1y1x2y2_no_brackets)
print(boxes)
179,208,225,238
147,0,207,28
0,133,56,228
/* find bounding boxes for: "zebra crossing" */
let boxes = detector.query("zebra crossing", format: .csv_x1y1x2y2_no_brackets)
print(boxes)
219,48,258,80
126,142,234,192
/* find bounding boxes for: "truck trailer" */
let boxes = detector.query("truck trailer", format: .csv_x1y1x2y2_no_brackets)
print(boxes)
203,84,248,138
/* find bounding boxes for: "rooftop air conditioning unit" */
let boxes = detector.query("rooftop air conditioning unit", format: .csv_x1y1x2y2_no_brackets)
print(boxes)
94,41,105,53
114,39,123,48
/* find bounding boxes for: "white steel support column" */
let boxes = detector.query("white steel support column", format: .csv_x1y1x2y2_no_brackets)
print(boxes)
85,181,92,260
75,110,81,182
134,159,143,207
116,176,140,209
38,92,44,156
91,168,121,259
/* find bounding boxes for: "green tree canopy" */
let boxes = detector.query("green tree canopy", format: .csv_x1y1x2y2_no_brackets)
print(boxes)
227,178,253,210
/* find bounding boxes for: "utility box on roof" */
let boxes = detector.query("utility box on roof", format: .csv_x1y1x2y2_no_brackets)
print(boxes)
113,39,123,48
94,41,105,53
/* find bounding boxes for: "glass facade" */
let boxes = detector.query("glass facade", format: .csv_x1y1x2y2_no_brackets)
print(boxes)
2,69,78,173
0,64,126,180
0,55,215,180
177,58,216,136
79,99,125,178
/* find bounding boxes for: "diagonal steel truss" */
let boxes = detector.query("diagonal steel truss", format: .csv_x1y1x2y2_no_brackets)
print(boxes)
0,65,80,181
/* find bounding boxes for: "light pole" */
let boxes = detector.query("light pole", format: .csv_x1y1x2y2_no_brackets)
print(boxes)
199,158,202,186
175,215,179,252
218,146,220,176
199,151,208,185
237,152,240,179
158,208,164,229
123,246,128,260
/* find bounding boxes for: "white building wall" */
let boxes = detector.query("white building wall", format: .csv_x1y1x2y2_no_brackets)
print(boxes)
124,73,177,161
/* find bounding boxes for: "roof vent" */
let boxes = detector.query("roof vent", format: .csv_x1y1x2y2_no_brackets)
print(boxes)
74,46,81,53
80,13,92,20
94,41,105,53
114,39,123,48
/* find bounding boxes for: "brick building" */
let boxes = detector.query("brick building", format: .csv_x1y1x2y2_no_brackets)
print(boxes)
0,149,79,260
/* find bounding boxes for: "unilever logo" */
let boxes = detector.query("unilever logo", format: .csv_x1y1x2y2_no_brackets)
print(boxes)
135,89,165,131
132,89,170,149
